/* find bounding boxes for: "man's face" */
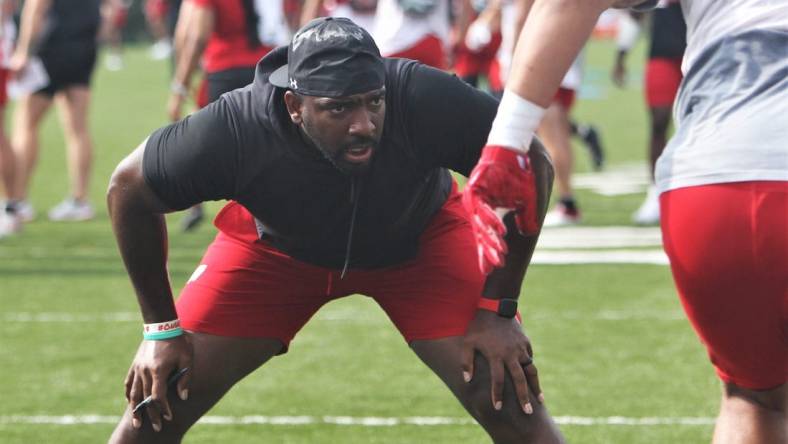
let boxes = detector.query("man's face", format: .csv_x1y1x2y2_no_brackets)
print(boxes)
285,88,386,175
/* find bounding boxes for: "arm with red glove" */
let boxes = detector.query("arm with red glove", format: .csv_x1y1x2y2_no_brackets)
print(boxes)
463,0,630,274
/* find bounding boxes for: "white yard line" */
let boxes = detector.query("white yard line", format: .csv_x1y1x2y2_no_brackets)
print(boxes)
532,249,668,265
572,163,651,196
538,226,662,249
0,414,715,427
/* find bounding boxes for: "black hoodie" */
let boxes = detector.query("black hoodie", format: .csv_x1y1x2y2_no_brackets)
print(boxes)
143,46,498,270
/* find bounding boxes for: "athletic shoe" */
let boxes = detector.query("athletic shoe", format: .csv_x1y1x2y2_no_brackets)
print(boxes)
577,124,605,171
0,211,21,238
632,186,660,225
544,202,582,227
14,200,36,222
105,53,124,71
48,198,95,221
181,205,205,232
150,40,172,60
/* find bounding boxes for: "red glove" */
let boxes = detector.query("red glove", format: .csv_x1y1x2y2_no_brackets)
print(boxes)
462,145,539,274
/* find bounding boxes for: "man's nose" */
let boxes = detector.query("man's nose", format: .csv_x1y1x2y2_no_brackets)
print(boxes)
348,109,376,137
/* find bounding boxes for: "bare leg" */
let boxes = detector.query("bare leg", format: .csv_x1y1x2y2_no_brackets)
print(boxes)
713,382,786,444
109,332,284,444
537,103,573,200
11,93,52,201
411,337,564,444
648,106,671,180
0,107,14,199
54,87,93,201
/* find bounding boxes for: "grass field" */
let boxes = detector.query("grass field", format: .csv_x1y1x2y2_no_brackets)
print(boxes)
0,39,723,443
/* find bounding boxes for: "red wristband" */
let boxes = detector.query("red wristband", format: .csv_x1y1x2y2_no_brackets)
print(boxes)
477,297,519,319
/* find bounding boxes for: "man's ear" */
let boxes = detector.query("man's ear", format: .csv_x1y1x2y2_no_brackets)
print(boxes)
283,91,304,125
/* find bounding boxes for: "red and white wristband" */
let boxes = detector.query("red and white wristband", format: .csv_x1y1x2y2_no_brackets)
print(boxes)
143,319,183,340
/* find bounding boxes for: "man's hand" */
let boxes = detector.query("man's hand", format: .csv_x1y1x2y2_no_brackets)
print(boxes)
167,92,186,122
125,335,193,432
8,51,29,77
463,145,539,274
461,309,542,414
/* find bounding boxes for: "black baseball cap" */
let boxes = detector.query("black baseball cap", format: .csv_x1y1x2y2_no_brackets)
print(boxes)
269,17,386,97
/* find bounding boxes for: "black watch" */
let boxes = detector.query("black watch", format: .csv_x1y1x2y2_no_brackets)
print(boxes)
477,297,518,318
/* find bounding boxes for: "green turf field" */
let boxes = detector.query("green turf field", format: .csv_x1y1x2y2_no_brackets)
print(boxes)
0,40,723,443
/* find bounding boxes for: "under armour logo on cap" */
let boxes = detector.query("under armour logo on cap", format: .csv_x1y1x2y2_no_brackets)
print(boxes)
269,17,385,98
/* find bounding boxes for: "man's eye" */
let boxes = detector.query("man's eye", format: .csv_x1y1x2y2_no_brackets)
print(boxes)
330,104,346,113
370,97,383,106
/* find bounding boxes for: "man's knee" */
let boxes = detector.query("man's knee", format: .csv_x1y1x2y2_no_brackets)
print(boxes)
460,354,542,436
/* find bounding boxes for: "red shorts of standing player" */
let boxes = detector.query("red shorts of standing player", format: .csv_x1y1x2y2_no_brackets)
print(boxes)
661,180,788,390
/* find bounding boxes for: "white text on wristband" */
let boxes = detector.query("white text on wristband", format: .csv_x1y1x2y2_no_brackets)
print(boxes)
143,319,183,340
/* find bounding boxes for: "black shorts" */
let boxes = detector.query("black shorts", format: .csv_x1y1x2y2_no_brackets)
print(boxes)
36,44,98,96
206,67,256,103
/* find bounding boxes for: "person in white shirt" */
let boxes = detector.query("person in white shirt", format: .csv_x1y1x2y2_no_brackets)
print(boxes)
372,0,451,68
462,1,787,442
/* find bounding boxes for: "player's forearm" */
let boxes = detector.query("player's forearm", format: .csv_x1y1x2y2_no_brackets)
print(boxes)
172,6,211,91
15,0,51,55
482,140,553,300
172,35,206,91
107,146,178,324
507,0,611,108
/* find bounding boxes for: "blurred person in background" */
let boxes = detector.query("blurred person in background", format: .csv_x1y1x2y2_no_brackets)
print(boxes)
8,0,102,222
612,0,685,225
145,0,173,60
101,0,133,71
372,0,452,69
0,0,17,237
300,0,377,31
168,0,290,231
452,0,504,96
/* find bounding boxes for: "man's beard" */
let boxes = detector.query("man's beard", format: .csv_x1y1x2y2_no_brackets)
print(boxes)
301,123,377,176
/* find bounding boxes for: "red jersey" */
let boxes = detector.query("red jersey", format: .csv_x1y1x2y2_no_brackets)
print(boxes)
191,0,289,73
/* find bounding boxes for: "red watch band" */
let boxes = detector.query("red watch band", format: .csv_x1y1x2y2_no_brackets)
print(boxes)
477,297,519,319
477,297,501,313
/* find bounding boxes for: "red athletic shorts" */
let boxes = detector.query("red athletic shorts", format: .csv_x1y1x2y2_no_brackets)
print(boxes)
453,32,502,80
0,68,8,106
552,87,576,110
112,6,129,28
176,187,486,351
386,35,446,70
145,0,169,21
645,57,682,108
660,181,788,389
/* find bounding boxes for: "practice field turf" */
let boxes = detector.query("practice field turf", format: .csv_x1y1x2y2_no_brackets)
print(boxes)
0,40,722,443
